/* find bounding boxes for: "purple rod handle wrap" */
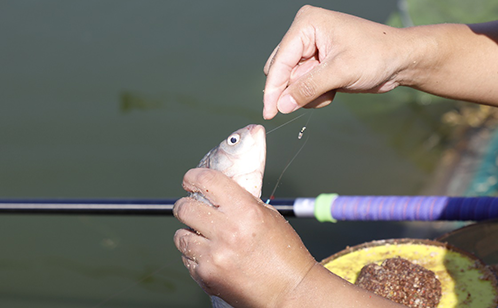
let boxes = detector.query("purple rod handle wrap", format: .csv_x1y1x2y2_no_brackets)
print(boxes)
330,196,498,221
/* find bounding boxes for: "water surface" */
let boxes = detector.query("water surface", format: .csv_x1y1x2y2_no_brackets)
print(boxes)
0,1,462,307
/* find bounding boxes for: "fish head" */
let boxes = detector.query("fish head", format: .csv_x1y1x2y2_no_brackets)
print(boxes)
198,124,266,198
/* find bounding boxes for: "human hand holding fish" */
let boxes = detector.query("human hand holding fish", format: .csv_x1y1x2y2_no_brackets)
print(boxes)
173,123,315,307
174,169,403,308
174,168,318,307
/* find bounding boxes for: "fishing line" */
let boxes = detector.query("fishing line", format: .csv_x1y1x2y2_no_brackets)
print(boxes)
266,135,310,204
298,109,313,139
266,110,314,204
266,112,307,135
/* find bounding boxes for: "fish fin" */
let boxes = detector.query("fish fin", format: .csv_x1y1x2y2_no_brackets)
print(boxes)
197,147,216,168
189,192,212,206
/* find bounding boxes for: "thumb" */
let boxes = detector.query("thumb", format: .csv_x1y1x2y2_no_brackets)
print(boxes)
277,63,339,113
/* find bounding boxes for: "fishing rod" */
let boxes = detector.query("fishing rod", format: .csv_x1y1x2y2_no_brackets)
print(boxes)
0,194,497,221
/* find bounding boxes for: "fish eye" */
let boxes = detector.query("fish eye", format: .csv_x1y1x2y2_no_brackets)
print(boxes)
227,133,240,146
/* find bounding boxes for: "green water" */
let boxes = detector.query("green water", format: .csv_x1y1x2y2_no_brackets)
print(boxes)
0,0,478,307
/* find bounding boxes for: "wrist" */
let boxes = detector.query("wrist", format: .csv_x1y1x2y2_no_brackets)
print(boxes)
277,263,347,307
276,262,324,308
394,25,441,89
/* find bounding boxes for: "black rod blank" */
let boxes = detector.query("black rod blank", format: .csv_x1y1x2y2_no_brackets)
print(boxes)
0,199,297,216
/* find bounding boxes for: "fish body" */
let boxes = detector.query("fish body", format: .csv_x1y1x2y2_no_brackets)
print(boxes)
190,124,266,308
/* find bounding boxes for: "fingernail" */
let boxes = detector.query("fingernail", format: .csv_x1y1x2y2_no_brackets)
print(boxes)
278,94,299,114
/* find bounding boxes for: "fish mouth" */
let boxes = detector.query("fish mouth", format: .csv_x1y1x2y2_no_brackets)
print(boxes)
246,124,267,155
246,124,266,138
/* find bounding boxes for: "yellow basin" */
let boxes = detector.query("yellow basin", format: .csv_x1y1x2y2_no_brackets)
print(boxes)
321,239,498,308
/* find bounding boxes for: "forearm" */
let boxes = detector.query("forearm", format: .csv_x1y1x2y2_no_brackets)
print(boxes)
398,21,498,104
278,263,404,308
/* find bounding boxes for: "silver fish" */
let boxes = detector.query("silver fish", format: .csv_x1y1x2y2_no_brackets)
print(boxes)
190,124,266,308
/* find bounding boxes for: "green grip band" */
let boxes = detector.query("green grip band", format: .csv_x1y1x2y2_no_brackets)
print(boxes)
314,193,338,223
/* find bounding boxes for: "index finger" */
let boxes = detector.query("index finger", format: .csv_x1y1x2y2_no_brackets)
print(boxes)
182,168,262,214
263,36,304,120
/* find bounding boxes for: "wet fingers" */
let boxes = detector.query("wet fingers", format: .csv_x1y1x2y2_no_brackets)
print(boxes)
173,196,221,239
174,228,209,264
